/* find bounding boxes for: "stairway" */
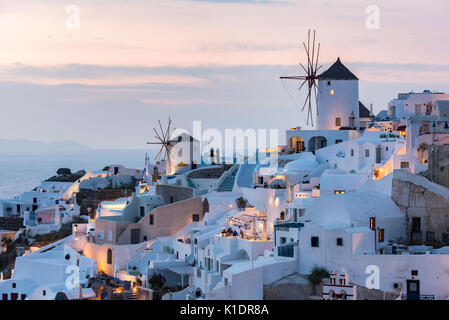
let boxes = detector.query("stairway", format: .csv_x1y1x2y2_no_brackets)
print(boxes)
217,165,239,192
186,178,196,188
122,290,138,300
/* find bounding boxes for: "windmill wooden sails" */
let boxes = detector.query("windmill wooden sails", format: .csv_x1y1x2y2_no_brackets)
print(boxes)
280,29,322,127
147,117,175,174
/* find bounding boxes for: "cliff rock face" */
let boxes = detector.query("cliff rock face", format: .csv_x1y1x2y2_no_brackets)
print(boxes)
77,188,133,215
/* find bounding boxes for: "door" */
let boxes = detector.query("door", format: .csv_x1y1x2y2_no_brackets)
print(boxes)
406,280,420,300
130,229,140,244
376,146,382,164
10,293,18,300
2,293,7,300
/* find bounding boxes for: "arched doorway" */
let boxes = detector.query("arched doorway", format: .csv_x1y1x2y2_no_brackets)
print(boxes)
288,136,305,153
308,136,327,154
107,248,113,265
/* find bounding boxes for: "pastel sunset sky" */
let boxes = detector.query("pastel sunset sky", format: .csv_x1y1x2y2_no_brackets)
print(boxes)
1,0,449,148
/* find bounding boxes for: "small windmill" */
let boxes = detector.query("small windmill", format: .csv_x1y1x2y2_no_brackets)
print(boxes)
280,29,322,127
147,117,175,175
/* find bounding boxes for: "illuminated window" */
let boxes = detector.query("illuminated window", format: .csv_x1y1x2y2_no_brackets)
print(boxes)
378,229,384,242
334,190,345,195
370,217,376,231
330,89,335,95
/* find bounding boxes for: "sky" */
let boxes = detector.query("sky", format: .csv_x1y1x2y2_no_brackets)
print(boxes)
1,0,449,149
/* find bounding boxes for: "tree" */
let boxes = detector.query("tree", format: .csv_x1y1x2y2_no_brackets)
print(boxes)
57,168,72,176
308,265,330,295
0,236,13,253
210,148,215,164
235,197,249,210
148,273,165,290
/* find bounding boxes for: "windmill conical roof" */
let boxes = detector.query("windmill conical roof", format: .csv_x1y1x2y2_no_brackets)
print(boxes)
318,57,358,80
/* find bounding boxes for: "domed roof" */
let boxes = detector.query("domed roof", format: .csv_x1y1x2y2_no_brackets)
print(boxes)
284,158,319,172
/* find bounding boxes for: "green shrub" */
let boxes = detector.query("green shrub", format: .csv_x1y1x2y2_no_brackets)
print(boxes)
308,265,330,286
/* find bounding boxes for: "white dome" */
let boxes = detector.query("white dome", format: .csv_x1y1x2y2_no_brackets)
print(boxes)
284,158,319,172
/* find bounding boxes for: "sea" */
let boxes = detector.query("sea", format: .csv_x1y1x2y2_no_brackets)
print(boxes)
0,149,151,199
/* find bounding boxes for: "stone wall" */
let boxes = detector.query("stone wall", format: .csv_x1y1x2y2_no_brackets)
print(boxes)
0,217,24,231
428,144,449,188
187,165,232,179
155,184,194,204
77,188,134,215
391,170,449,245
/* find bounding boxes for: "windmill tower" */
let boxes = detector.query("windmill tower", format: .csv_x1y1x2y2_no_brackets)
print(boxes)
316,57,359,131
280,30,360,131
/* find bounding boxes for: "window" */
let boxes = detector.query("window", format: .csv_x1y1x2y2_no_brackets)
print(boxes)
411,217,421,232
143,236,148,242
365,149,370,157
170,196,174,203
426,232,435,242
335,139,343,144
330,89,335,95
197,269,201,278
192,214,200,222
334,190,345,195
107,231,113,242
400,162,410,169
140,206,145,217
335,117,341,126
415,104,422,115
350,149,354,157
98,230,104,240
327,81,331,86
280,237,287,245
378,229,385,243
149,214,154,225
311,236,319,248
224,278,228,286
443,233,449,244
107,249,112,265
336,238,343,246
12,283,16,289
411,270,418,276
370,217,376,231
43,290,46,296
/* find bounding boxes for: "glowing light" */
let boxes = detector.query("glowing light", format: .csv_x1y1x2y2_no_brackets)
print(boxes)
330,89,335,95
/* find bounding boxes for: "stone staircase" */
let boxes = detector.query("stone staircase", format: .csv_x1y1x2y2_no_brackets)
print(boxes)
186,178,196,188
122,290,138,300
217,165,239,192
